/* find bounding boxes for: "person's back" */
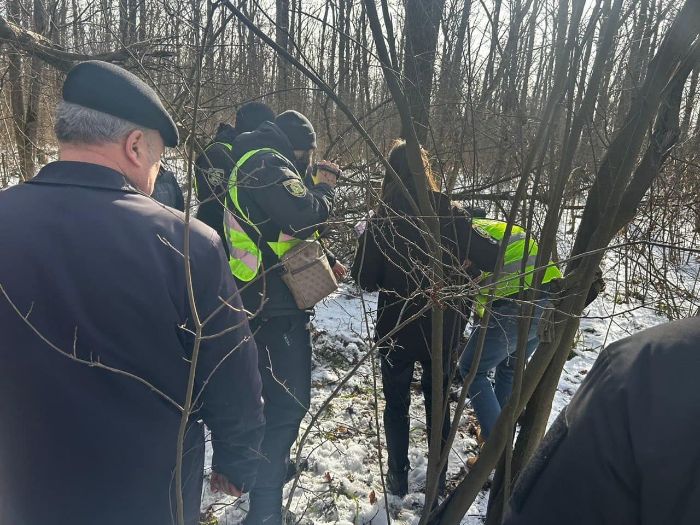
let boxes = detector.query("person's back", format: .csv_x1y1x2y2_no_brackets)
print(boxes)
352,142,499,358
220,110,339,524
0,61,264,525
195,102,275,249
152,166,185,210
351,140,499,496
355,192,496,353
0,176,203,522
195,122,239,239
224,118,335,316
504,317,700,525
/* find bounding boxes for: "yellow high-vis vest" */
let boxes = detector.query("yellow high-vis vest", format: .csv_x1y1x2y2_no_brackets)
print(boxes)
473,219,561,315
223,148,305,281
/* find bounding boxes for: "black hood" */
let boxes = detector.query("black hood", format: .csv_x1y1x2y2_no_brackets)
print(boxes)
214,122,239,144
231,121,295,164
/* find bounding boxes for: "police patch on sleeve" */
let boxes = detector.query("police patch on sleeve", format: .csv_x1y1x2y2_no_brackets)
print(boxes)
283,178,307,197
204,167,226,186
473,224,497,243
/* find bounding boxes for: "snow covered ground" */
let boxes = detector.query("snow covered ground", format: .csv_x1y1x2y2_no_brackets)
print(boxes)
200,267,679,524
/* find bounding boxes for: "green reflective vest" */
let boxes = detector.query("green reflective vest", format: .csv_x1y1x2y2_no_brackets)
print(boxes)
223,148,305,281
473,219,562,314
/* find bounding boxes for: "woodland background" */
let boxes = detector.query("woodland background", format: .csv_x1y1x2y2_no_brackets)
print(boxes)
2,0,700,524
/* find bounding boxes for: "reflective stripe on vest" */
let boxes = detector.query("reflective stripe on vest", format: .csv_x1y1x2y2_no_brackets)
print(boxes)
473,219,562,314
223,148,305,281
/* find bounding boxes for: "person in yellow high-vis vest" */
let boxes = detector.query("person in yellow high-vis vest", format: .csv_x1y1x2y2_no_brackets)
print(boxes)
194,102,276,253
222,110,342,525
458,219,562,443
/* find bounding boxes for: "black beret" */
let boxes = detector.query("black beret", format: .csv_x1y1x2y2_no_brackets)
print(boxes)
275,110,317,150
63,61,179,147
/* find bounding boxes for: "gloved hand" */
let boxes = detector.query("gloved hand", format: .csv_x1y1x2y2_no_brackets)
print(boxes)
312,161,341,188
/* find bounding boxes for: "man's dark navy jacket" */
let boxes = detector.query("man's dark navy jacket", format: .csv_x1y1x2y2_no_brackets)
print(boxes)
504,317,700,525
0,162,264,525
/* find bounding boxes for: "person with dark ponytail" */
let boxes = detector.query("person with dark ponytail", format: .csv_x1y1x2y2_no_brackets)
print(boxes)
351,140,499,497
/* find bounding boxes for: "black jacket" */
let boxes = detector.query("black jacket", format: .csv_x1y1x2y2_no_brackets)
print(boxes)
226,122,335,317
0,162,265,525
351,193,499,362
152,167,185,211
195,123,241,250
504,317,700,525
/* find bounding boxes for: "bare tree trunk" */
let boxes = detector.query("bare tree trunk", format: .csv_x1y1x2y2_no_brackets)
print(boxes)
402,0,446,144
517,0,541,119
119,0,128,44
681,67,698,137
275,0,290,106
358,1,372,112
138,0,147,42
127,0,138,43
24,0,49,176
6,0,48,180
512,0,700,510
338,0,352,105
438,0,473,190
481,0,502,102
614,0,650,129
8,0,29,181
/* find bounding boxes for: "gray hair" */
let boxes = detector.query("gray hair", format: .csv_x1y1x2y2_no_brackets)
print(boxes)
54,100,142,145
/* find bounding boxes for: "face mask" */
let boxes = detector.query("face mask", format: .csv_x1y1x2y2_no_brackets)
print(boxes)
293,150,313,176
294,157,310,176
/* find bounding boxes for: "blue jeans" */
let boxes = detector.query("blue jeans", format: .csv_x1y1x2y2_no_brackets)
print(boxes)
458,295,550,439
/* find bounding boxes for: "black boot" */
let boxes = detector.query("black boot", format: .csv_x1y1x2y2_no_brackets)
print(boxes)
241,508,300,525
386,466,409,497
284,457,309,484
242,490,283,525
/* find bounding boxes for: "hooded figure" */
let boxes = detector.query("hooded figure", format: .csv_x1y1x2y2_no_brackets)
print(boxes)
194,101,276,250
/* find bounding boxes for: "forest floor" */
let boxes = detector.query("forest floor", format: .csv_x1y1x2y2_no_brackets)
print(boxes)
200,265,675,524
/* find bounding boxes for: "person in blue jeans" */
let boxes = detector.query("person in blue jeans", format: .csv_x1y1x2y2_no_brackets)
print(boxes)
459,293,551,439
457,218,562,441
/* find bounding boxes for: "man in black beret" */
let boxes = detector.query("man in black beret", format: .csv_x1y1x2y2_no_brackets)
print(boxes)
195,101,276,251
220,110,343,524
62,59,179,149
0,61,264,525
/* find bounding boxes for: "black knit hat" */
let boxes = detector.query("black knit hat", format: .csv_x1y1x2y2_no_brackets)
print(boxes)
62,61,179,147
236,101,275,133
275,110,317,150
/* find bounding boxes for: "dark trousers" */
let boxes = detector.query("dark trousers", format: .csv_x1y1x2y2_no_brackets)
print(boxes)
380,352,451,489
246,314,311,525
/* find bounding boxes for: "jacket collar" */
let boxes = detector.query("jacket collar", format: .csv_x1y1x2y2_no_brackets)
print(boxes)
29,161,139,193
214,122,238,144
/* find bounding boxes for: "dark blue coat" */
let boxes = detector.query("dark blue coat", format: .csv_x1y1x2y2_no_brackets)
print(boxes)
0,162,264,525
504,317,700,525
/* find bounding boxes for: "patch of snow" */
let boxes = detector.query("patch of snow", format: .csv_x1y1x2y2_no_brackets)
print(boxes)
203,240,690,524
